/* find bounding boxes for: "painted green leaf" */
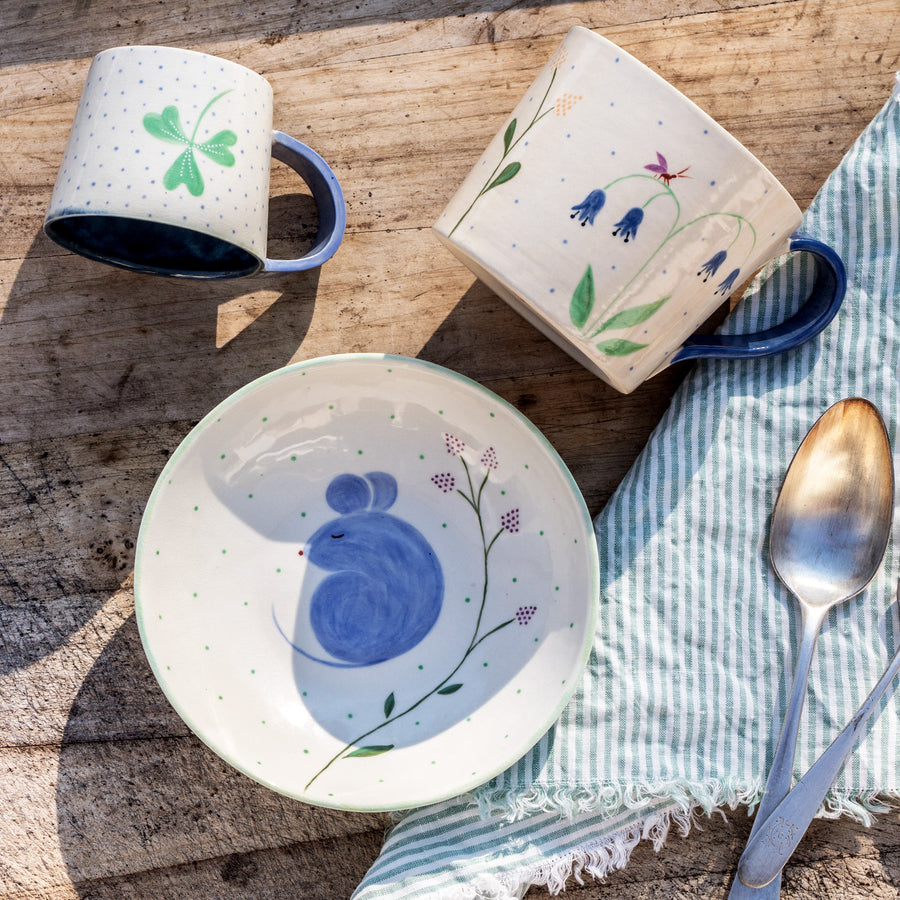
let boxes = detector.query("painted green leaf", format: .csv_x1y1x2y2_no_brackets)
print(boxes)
384,692,395,718
197,130,238,167
596,338,648,357
486,162,521,192
163,149,204,196
437,683,463,695
143,106,188,144
503,118,517,153
595,296,670,333
344,744,395,758
570,265,595,329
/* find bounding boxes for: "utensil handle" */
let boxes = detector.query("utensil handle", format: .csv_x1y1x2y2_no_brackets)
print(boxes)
737,643,900,888
728,609,825,899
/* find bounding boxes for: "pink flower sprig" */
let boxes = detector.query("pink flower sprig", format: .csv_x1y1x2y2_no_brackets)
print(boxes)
480,447,499,470
431,473,456,493
501,509,520,533
444,433,466,457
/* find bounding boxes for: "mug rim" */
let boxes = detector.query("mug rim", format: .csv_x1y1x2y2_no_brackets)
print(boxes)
92,44,271,87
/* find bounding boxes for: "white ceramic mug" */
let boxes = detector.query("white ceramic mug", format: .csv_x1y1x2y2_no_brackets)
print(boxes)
434,26,845,394
44,46,346,279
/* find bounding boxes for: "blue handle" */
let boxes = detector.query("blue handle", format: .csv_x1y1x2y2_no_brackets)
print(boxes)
671,233,846,363
263,131,347,274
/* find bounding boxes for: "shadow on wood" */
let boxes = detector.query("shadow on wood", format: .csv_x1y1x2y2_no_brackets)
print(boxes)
56,612,389,897
0,194,323,674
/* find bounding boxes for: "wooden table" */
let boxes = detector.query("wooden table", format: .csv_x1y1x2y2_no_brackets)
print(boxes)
2,1,898,897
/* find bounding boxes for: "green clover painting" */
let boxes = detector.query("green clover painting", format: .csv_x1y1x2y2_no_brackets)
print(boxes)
143,90,238,196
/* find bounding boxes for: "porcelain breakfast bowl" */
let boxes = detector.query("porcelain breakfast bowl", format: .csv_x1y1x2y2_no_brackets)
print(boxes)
134,354,599,811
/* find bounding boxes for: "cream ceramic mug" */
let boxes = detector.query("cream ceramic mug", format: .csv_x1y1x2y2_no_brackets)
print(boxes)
44,46,346,279
434,26,845,394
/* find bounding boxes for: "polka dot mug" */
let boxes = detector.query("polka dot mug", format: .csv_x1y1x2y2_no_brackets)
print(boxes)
44,46,346,279
433,26,845,394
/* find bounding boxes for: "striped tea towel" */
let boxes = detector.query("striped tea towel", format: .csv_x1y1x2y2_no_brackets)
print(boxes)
352,78,900,900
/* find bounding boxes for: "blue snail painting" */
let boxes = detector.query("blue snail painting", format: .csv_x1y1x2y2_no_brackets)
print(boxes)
279,471,445,668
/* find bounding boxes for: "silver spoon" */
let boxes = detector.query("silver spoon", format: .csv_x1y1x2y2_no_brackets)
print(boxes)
729,398,894,900
738,581,900,887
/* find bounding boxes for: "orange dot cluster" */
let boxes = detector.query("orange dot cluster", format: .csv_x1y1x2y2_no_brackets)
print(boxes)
555,93,582,116
551,47,569,70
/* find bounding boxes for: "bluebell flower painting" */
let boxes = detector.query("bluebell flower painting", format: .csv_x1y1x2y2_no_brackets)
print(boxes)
698,250,728,282
715,268,741,296
562,151,758,352
612,207,644,243
570,189,606,226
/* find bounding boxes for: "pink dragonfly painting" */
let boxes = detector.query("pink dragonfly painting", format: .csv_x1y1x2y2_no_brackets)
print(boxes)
644,151,691,186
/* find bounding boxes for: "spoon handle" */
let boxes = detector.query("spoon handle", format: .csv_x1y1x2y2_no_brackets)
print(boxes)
737,640,900,888
728,610,825,900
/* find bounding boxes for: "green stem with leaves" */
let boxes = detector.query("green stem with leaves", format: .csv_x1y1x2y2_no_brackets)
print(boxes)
448,67,558,237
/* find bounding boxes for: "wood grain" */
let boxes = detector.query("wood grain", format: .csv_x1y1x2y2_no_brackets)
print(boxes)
1,0,898,897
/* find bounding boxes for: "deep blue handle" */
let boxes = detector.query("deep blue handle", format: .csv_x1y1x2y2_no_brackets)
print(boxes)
263,131,347,274
671,233,846,363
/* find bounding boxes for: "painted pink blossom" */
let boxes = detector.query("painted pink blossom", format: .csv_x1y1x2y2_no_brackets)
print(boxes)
444,433,466,456
480,447,499,469
431,473,456,493
501,508,520,533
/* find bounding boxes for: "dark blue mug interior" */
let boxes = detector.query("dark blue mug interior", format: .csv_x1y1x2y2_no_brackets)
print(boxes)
44,215,260,279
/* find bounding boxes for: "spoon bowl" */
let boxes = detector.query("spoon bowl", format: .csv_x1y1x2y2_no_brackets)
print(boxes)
770,399,894,608
730,397,894,900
